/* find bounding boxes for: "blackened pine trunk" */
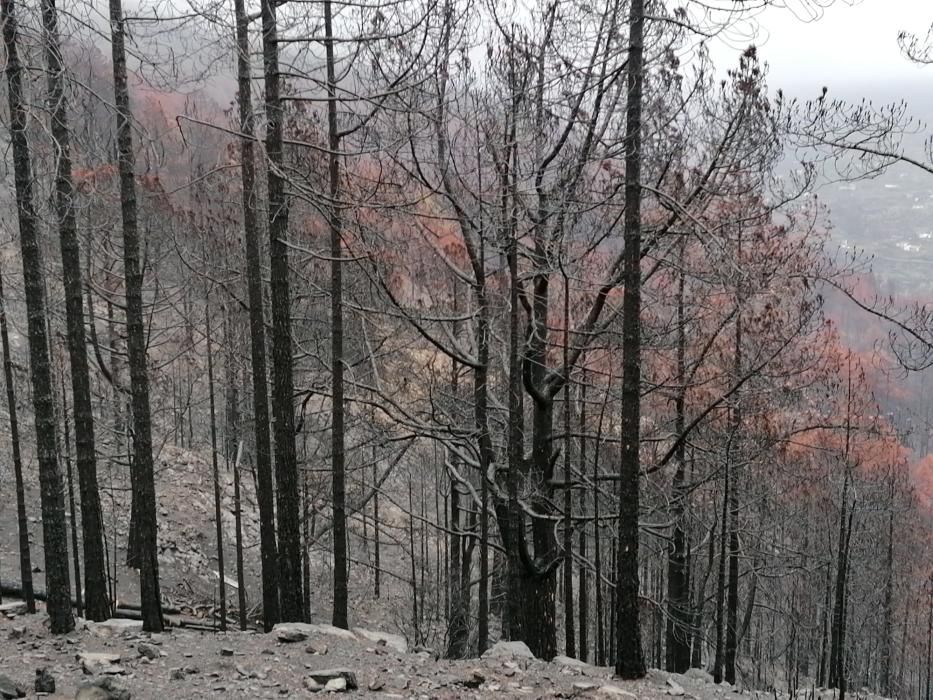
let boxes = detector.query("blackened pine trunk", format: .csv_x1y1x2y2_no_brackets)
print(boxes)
593,375,608,667
614,0,646,679
665,235,690,673
233,0,279,630
205,301,227,630
725,266,743,685
829,362,854,692
2,0,73,633
578,377,588,662
713,481,728,682
260,0,303,624
373,456,380,598
881,488,895,696
0,266,33,613
108,0,163,632
562,277,575,660
42,0,110,622
322,0,347,630
61,371,83,618
474,248,491,655
233,441,247,630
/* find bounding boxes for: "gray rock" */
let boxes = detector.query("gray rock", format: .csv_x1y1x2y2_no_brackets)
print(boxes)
306,669,358,690
273,622,356,642
554,655,590,669
324,678,347,692
137,642,160,660
303,678,324,692
34,668,55,694
685,668,714,684
0,674,25,699
220,647,234,657
573,681,600,692
276,627,308,643
480,641,535,660
353,628,408,654
88,619,143,637
169,668,186,681
75,677,131,700
305,642,328,655
598,686,639,699
8,626,26,640
667,678,686,696
0,601,28,617
78,652,125,676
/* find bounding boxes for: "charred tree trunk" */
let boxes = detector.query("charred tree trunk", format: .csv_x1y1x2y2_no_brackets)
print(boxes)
614,0,646,679
108,0,163,633
322,0,348,630
0,265,33,613
205,300,227,630
665,235,690,673
233,0,279,630
42,0,110,622
260,0,303,624
578,377,589,662
2,0,73,633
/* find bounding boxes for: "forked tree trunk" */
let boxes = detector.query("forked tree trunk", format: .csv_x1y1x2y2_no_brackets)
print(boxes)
1,0,73,633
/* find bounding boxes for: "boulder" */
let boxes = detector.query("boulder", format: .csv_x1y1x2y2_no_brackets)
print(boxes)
667,678,686,696
78,652,124,676
554,655,591,671
573,681,600,692
88,620,143,638
75,677,131,700
273,623,356,643
598,686,639,699
0,601,28,617
137,642,160,660
0,675,25,700
685,668,714,684
353,628,408,654
305,669,358,690
480,641,535,660
324,678,347,692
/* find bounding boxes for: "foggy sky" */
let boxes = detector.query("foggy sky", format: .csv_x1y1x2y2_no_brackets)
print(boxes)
711,0,931,96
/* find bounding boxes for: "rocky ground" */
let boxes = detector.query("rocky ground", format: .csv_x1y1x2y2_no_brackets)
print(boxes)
0,599,790,700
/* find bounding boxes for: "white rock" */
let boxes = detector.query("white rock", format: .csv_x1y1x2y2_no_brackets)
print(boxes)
573,681,600,691
598,686,639,699
324,677,347,692
353,628,408,654
553,655,590,669
667,678,686,696
88,619,143,637
275,623,356,642
480,641,535,660
0,601,28,616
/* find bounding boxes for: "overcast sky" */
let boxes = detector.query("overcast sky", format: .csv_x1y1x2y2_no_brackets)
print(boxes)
711,0,931,95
